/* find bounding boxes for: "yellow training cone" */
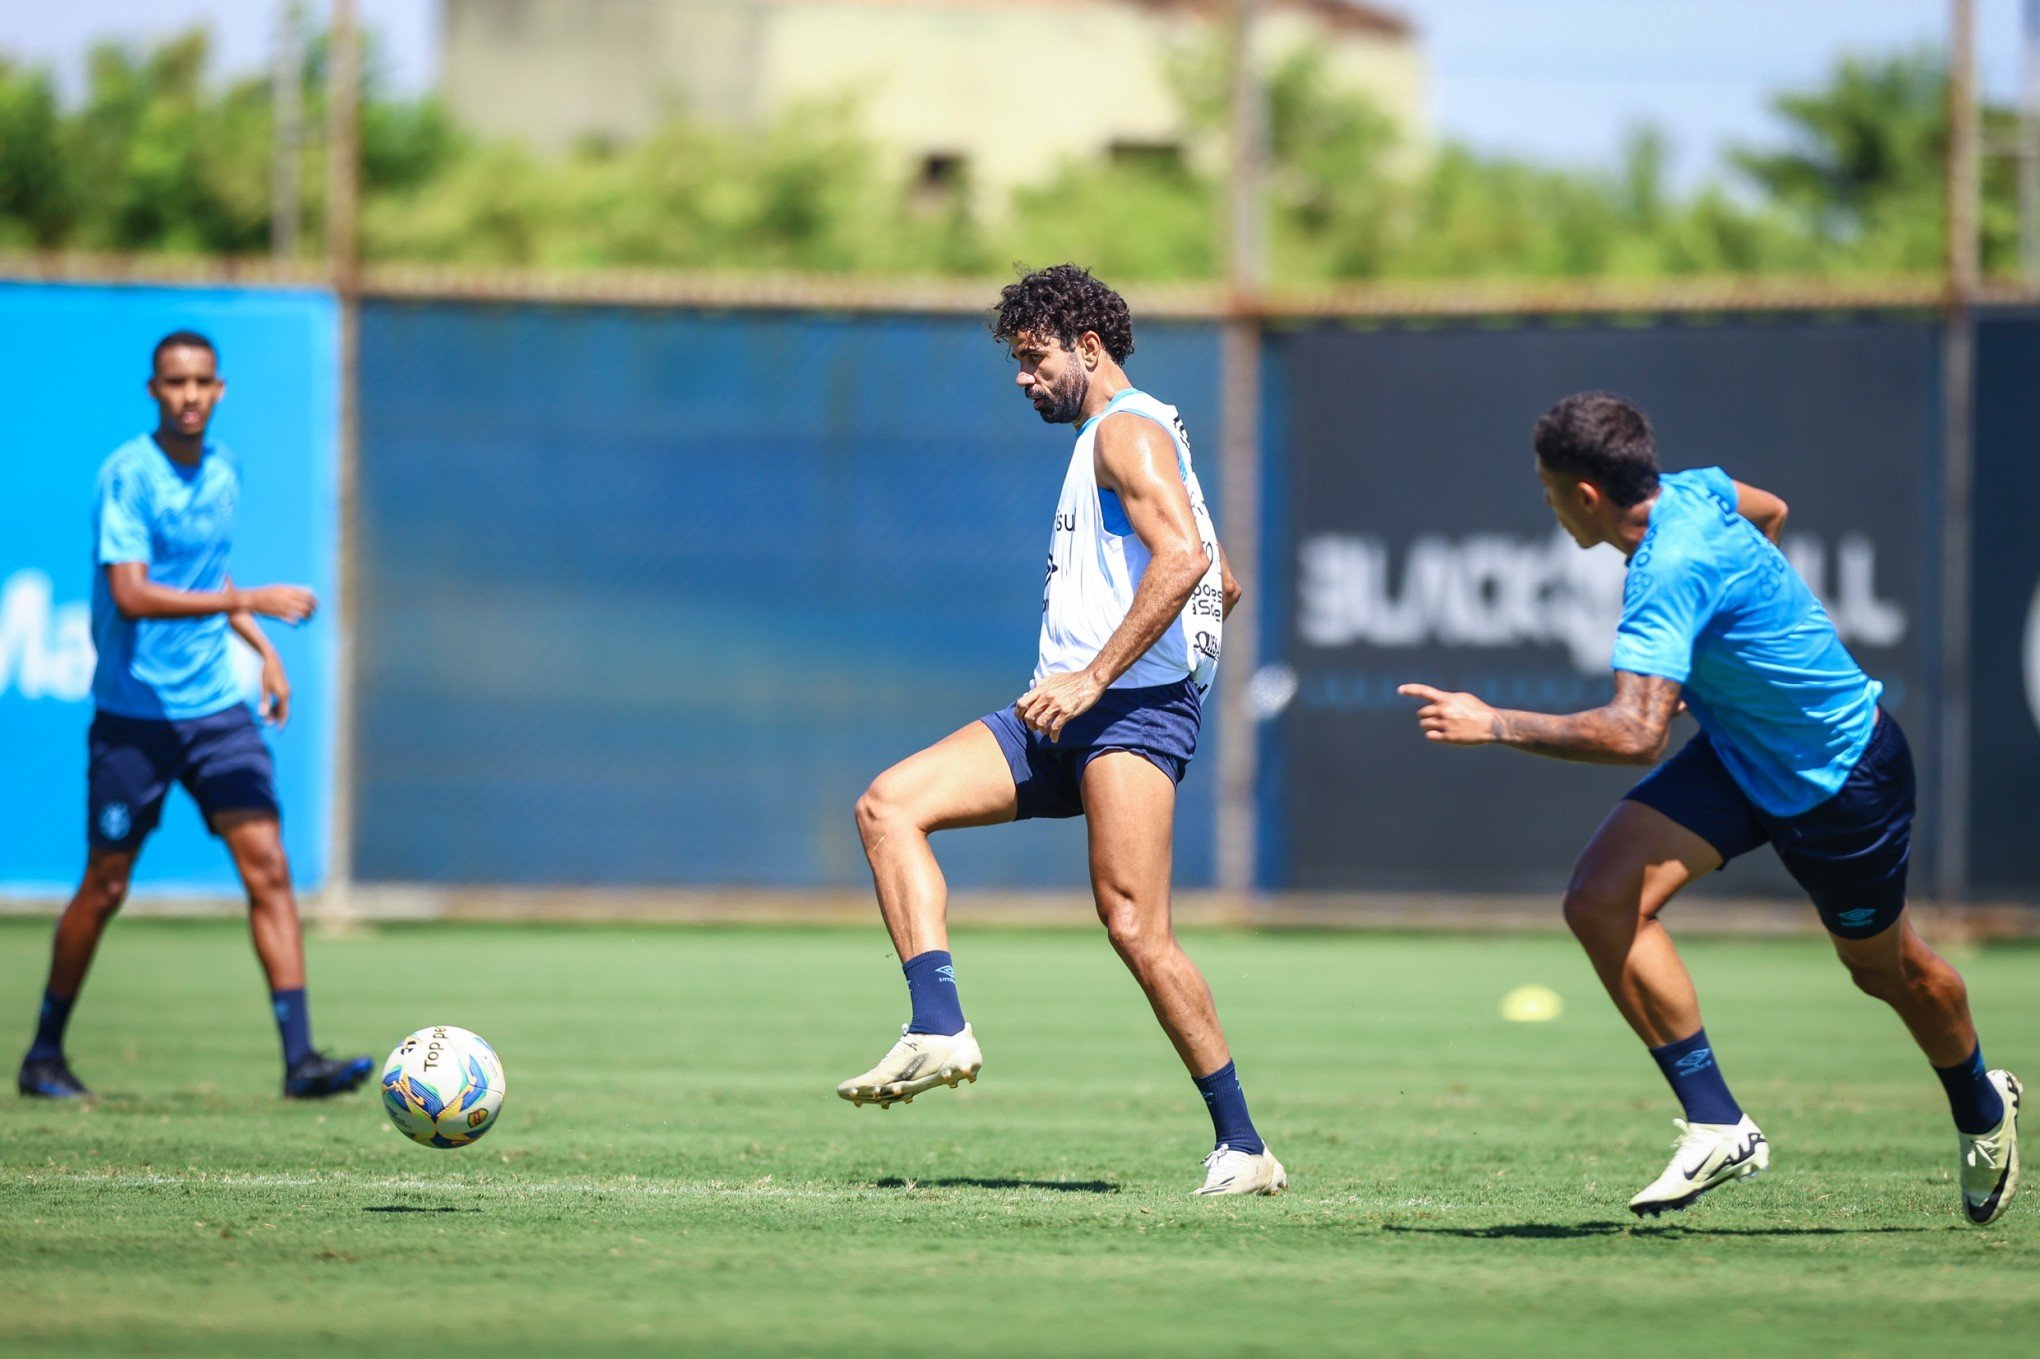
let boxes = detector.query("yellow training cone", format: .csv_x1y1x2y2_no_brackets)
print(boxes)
1501,984,1564,1023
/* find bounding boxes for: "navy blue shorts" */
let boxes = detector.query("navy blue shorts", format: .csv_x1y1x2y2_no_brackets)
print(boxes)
1624,711,1913,939
87,706,280,851
980,679,1201,821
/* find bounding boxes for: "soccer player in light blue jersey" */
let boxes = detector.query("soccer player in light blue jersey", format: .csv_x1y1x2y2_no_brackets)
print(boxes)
835,266,1285,1196
1399,391,2019,1224
16,332,372,1103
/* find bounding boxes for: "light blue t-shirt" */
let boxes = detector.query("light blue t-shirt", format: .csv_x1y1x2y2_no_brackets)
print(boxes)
90,434,244,721
1610,467,1882,817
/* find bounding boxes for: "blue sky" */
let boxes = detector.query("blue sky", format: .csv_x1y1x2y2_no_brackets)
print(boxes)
1399,0,2025,185
1,1,2027,189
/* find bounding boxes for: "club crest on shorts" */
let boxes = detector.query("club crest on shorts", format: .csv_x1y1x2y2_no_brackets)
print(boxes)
98,801,132,841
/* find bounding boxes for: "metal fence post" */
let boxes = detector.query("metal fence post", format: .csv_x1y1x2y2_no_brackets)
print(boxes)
1216,0,1266,900
323,0,363,925
271,1,305,260
2023,0,2040,282
1937,0,1979,904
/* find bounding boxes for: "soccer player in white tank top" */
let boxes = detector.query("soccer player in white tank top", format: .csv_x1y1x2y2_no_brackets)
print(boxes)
836,266,1286,1197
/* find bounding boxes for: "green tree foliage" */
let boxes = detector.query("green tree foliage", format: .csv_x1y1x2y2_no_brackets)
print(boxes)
1733,47,2023,274
0,58,67,247
362,98,993,272
1386,134,1823,279
0,29,2023,281
1007,154,1215,282
0,33,273,253
0,29,467,258
1262,49,1403,279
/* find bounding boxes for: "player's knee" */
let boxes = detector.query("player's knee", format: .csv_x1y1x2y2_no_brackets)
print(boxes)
1097,898,1167,962
1841,953,1905,1001
238,841,293,900
1104,918,1157,964
853,781,898,850
76,864,131,920
856,770,940,851
1841,941,1945,1005
1560,873,1634,939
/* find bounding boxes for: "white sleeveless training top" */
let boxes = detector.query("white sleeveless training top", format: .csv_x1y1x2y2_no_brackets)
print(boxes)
1036,388,1224,696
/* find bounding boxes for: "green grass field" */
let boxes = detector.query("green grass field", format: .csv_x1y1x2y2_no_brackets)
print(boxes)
1,917,2034,1357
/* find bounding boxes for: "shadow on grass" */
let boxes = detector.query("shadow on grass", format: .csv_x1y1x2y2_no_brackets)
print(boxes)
871,1176,1119,1194
1384,1221,1937,1240
73,1092,227,1112
361,1205,477,1214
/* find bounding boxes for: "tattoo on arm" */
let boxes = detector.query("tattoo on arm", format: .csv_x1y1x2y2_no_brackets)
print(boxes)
1490,672,1683,765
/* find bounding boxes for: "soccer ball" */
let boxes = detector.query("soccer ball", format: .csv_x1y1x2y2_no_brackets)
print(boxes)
380,1025,507,1148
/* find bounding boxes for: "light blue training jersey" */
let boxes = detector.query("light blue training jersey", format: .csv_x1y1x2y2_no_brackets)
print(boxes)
90,434,244,721
1609,466,1882,817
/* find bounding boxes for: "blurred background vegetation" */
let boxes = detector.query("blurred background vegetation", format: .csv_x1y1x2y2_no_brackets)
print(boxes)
0,28,2024,280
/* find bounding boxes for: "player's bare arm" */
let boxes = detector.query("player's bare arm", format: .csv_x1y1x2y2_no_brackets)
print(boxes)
1017,412,1209,740
1732,479,1789,544
1397,670,1683,765
1217,543,1242,620
226,583,292,729
105,561,317,625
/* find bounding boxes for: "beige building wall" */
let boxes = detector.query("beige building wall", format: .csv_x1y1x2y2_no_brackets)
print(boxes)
753,0,1187,196
442,0,767,149
441,0,1426,197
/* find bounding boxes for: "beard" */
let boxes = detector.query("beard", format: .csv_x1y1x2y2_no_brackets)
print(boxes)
1033,366,1089,424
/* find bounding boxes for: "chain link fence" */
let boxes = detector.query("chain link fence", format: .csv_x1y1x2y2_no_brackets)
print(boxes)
356,301,1224,889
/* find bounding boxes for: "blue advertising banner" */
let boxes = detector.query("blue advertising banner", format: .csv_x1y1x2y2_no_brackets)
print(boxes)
1970,312,2040,898
0,284,337,893
1262,319,1939,894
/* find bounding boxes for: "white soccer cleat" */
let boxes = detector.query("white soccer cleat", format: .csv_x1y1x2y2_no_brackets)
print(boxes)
1627,1115,1768,1218
1959,1069,2022,1226
1192,1143,1288,1197
835,1024,982,1109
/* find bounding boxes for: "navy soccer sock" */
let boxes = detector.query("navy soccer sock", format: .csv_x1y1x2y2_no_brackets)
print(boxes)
272,989,314,1068
1193,1060,1265,1155
1649,1028,1744,1126
902,951,965,1036
26,990,74,1063
1935,1044,2006,1136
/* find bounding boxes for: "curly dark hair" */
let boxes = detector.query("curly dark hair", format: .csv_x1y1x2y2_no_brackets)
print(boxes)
1533,391,1660,507
989,264,1135,363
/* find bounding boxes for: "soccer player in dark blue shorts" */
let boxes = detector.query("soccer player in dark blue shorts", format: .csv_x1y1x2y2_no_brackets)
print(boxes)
835,266,1286,1195
16,331,372,1102
1400,391,2019,1224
